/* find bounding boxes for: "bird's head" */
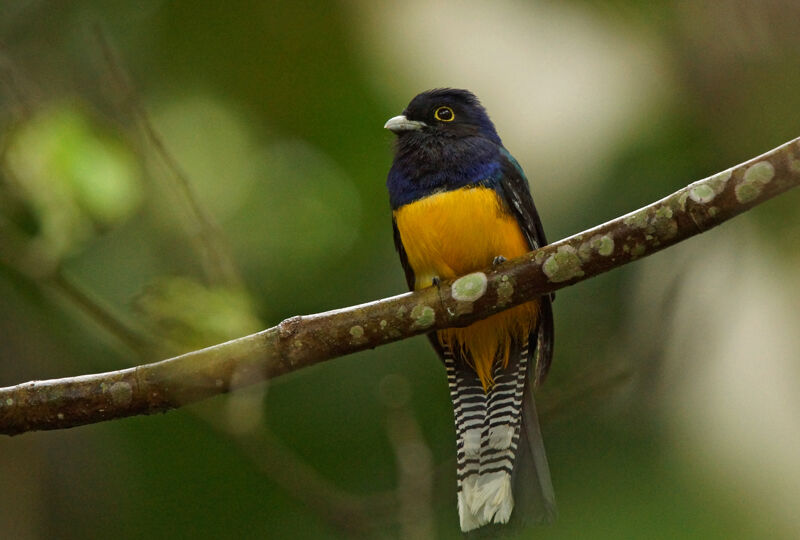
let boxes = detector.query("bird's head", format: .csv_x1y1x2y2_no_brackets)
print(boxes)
384,88,501,146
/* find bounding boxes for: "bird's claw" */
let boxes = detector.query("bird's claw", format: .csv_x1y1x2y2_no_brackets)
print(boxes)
492,255,507,267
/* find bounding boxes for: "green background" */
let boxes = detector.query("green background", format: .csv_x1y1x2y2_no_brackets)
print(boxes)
2,1,800,538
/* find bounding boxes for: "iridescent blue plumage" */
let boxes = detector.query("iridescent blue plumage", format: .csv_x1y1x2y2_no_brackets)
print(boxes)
387,148,502,208
386,88,506,209
385,88,556,532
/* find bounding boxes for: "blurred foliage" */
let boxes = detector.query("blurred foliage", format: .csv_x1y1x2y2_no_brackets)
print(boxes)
2,1,800,539
2,104,142,275
133,276,261,352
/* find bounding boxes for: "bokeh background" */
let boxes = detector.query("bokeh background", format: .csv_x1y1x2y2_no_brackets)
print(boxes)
2,1,800,538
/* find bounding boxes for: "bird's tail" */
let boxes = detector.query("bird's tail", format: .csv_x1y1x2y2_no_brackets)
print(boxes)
510,371,557,527
445,337,556,532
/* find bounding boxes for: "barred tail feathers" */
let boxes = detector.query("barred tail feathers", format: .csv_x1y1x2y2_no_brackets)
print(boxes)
445,345,485,531
446,339,551,532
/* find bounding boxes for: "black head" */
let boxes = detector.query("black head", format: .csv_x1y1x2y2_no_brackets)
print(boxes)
384,88,501,145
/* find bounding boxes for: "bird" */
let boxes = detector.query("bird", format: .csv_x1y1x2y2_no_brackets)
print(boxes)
384,88,556,532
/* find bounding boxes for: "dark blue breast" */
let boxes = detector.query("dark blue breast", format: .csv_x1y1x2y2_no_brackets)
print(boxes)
387,136,503,209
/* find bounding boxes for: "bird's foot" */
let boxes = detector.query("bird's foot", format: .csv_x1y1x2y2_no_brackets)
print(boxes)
492,255,507,267
431,276,441,287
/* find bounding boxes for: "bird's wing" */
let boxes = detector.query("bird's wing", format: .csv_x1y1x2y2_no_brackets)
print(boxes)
495,147,554,386
496,147,547,250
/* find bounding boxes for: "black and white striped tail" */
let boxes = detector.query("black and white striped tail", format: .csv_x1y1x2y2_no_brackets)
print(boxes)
445,338,553,531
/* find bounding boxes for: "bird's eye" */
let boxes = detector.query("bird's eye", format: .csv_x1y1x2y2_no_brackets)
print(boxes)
434,106,455,122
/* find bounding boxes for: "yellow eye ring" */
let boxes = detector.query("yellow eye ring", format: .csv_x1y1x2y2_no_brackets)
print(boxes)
434,106,455,122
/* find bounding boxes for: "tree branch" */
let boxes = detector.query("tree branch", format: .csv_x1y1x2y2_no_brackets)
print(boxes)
2,136,799,436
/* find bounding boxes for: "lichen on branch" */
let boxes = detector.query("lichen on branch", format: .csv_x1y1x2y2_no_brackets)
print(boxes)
2,136,800,436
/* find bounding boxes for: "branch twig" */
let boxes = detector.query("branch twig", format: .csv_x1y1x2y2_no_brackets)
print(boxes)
94,25,242,287
49,270,158,357
2,135,799,436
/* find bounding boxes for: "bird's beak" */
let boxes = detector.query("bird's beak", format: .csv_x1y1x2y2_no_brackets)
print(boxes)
384,115,426,133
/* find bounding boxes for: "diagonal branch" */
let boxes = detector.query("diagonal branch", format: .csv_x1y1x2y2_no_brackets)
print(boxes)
2,135,800,436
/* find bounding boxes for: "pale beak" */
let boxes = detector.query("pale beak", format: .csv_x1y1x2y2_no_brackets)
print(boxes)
384,115,426,133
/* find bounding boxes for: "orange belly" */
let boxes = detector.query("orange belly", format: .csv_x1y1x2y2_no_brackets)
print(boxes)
393,186,539,389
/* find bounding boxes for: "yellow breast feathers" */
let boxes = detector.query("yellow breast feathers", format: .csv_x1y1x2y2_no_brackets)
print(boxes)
393,186,539,389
